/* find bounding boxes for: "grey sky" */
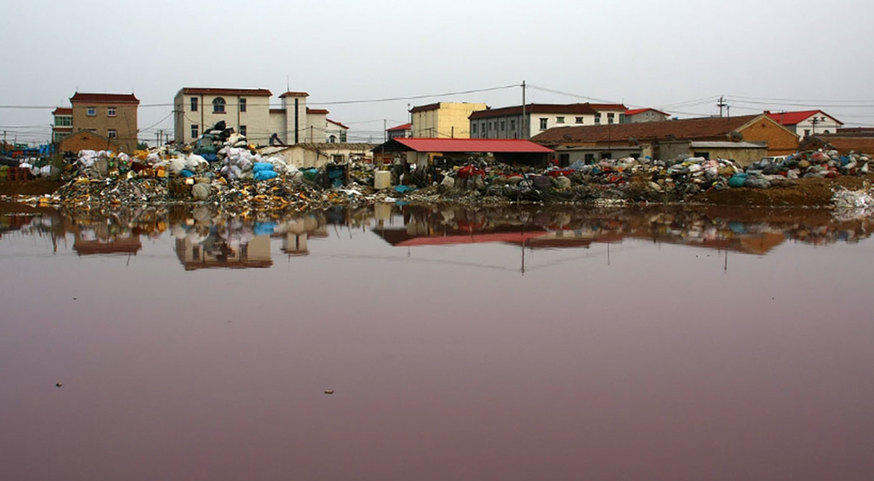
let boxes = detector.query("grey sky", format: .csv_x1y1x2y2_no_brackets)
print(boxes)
2,0,872,145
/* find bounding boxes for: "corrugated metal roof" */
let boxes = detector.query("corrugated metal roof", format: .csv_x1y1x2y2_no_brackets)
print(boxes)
392,138,553,153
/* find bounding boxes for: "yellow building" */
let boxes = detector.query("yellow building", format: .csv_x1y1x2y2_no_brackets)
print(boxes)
410,102,487,138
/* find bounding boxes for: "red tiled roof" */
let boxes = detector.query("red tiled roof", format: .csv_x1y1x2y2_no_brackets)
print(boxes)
532,114,769,144
327,118,349,130
469,103,627,119
279,91,309,98
306,108,329,114
70,93,139,104
391,138,553,153
766,110,842,126
625,107,669,117
182,88,272,97
387,123,411,131
52,107,72,115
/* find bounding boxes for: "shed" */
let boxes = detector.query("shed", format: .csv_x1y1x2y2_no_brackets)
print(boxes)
371,137,554,168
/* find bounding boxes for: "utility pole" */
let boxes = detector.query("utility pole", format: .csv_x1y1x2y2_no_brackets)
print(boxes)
521,80,527,139
717,96,727,117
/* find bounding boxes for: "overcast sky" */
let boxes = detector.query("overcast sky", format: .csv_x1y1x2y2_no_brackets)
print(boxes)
2,0,872,145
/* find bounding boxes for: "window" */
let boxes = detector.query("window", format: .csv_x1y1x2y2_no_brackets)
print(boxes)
191,124,199,139
489,121,494,131
481,122,486,134
87,107,96,116
107,129,117,138
239,98,247,112
190,97,198,111
239,125,247,136
340,131,347,142
107,107,117,117
600,152,612,160
54,116,72,126
824,130,830,134
619,113,626,124
804,129,810,137
472,123,477,134
212,97,226,113
500,121,505,131
607,113,615,124
556,116,565,124
575,117,584,124
329,135,337,143
510,119,516,130
594,113,601,124
539,118,548,130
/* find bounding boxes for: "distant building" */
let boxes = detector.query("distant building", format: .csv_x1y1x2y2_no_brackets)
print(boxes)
532,113,799,166
68,93,139,153
410,102,487,138
51,108,72,143
387,122,412,139
469,103,628,140
174,88,349,146
625,108,670,123
766,110,843,138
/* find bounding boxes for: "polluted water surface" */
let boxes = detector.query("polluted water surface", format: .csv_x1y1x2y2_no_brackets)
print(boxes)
1,204,874,481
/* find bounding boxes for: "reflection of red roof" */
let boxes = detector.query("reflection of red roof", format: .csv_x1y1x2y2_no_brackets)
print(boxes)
70,93,139,104
388,123,411,132
766,110,842,126
393,231,549,247
392,138,554,153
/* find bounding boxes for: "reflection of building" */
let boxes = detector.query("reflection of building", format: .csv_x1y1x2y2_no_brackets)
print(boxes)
175,235,272,270
278,216,328,256
73,230,142,256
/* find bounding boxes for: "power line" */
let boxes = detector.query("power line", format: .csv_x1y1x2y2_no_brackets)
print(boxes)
308,84,519,106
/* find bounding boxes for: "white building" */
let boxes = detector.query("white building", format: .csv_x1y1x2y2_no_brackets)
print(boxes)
469,103,628,139
174,88,348,146
766,110,843,138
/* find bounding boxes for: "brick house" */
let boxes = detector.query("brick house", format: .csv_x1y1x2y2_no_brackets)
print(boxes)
69,93,140,153
532,114,799,167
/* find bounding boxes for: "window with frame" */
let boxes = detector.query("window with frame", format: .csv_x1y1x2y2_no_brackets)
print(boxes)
239,125,247,136
190,97,198,111
212,97,226,113
239,98,247,112
539,118,548,130
500,121,506,131
619,113,626,124
55,116,72,126
191,124,199,139
607,113,615,124
510,119,516,130
87,107,96,116
107,129,117,138
575,117,584,124
107,107,117,117
594,113,601,124
556,116,565,124
472,123,477,134
481,122,486,134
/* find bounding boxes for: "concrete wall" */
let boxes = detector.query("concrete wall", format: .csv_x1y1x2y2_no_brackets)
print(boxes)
413,103,486,138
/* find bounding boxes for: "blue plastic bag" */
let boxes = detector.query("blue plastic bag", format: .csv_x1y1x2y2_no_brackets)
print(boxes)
254,170,278,181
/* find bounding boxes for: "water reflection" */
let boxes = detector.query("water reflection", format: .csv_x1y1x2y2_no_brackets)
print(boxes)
2,203,872,267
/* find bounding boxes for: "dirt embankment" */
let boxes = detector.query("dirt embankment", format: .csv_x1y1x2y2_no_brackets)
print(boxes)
689,175,872,207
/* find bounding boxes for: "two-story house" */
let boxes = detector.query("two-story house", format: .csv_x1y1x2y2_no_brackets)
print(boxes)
67,93,140,153
468,103,628,139
766,110,843,138
174,88,349,146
